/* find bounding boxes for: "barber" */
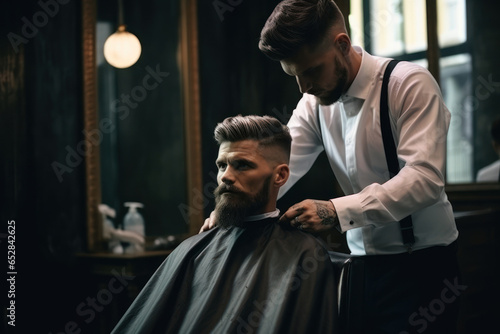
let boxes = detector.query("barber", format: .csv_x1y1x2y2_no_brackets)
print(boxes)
202,1,460,333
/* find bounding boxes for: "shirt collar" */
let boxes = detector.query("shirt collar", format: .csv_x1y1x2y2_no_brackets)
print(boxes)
343,46,376,101
244,209,280,222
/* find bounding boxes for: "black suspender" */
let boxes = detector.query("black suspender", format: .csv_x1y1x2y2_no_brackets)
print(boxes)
380,60,401,178
380,59,415,252
316,59,415,253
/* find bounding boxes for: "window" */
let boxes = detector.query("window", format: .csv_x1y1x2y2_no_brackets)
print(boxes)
349,0,471,183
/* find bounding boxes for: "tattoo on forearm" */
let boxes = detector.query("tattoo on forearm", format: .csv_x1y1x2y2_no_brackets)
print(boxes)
315,201,336,226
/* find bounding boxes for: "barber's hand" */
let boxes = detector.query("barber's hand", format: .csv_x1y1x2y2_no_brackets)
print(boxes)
279,199,339,233
199,210,217,233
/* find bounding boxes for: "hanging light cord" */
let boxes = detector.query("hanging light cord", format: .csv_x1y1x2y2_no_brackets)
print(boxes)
118,0,125,29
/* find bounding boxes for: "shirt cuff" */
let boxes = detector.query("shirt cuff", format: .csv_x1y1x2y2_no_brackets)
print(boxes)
331,194,365,232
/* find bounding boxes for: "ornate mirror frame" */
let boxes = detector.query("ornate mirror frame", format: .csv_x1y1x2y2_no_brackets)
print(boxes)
81,0,203,252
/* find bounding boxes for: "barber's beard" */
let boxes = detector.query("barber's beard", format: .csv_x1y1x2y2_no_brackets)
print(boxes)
316,57,348,106
214,176,271,229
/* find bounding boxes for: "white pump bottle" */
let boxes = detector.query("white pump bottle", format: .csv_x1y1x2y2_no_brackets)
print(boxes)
123,202,145,253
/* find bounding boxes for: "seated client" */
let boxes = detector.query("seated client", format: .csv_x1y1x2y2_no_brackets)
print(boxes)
111,115,338,333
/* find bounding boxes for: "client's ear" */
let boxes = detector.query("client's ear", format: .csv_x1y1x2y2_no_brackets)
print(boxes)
274,164,290,187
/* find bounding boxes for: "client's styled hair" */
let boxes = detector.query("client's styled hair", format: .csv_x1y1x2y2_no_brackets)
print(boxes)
259,0,344,61
214,115,292,161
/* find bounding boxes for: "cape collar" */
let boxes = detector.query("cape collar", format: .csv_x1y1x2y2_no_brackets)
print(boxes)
244,209,280,222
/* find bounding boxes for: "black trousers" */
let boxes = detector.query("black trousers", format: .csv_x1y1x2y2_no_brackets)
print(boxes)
346,241,462,334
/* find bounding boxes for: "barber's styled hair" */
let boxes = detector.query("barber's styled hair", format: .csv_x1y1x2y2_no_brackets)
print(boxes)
214,115,292,160
259,0,344,61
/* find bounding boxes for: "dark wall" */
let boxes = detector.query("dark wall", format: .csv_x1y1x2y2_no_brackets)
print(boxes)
2,0,90,333
468,1,500,173
4,0,499,333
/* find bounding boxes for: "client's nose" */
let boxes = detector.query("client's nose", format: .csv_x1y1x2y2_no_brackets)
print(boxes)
220,168,235,185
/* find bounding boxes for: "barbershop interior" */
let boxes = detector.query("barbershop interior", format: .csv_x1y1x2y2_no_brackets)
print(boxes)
2,0,500,333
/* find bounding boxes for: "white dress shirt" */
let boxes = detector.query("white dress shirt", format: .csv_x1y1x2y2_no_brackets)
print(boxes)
279,47,458,255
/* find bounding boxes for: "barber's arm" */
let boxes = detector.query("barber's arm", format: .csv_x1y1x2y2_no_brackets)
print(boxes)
277,96,341,232
285,66,449,233
279,199,340,232
334,67,449,232
278,96,324,198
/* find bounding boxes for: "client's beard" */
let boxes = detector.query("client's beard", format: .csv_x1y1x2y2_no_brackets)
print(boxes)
214,176,271,229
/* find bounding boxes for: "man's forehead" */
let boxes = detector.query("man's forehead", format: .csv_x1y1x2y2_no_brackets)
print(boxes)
217,140,262,159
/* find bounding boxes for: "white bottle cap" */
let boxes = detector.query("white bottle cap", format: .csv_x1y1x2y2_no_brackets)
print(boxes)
124,202,144,212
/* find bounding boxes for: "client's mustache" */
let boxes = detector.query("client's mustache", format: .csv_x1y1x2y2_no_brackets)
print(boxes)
214,184,243,196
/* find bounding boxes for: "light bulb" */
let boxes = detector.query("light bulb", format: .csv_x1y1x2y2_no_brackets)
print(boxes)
103,25,141,69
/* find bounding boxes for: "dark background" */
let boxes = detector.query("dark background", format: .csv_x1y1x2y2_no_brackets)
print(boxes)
2,0,500,333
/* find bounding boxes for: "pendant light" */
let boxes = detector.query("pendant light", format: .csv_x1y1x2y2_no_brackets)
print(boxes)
103,0,141,69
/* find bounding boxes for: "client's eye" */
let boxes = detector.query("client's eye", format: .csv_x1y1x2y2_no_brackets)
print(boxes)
234,161,249,170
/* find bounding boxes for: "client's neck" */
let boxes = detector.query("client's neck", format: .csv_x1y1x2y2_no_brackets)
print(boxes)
244,208,280,222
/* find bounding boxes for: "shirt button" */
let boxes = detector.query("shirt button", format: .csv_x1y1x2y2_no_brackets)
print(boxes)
349,220,354,225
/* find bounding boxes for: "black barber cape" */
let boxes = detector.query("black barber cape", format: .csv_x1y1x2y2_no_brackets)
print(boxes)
112,217,338,333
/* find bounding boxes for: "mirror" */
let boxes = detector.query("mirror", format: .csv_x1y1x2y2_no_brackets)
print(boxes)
82,0,202,252
80,0,500,253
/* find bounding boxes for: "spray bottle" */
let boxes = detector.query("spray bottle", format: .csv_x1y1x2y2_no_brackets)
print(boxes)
123,202,145,253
